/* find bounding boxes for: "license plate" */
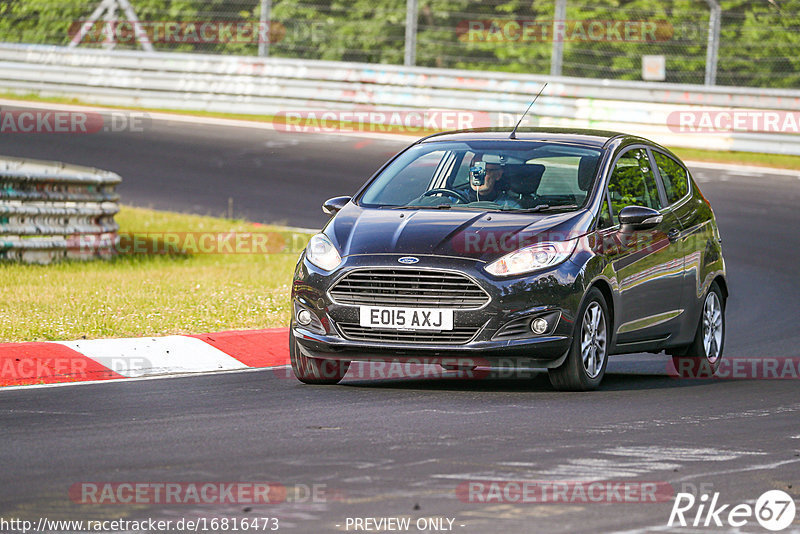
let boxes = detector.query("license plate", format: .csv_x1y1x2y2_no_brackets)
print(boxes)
359,306,454,331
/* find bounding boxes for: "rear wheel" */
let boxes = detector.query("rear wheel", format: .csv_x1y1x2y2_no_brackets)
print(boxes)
289,330,350,385
548,288,609,391
672,282,725,378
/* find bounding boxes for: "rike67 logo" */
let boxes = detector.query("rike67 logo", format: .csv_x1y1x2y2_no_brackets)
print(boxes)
669,490,796,531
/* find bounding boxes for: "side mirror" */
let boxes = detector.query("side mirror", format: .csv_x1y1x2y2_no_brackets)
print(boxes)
618,205,662,231
322,196,351,216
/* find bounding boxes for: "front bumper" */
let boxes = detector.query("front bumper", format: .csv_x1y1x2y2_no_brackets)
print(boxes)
291,253,585,369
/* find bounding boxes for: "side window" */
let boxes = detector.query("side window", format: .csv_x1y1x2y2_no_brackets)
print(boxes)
607,148,662,224
598,198,613,229
365,150,446,205
654,152,689,204
450,151,475,189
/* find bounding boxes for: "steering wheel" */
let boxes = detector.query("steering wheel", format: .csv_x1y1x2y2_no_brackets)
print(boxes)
422,188,469,204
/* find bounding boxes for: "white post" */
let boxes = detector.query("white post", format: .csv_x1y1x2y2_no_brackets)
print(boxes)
118,0,154,52
404,0,418,66
101,1,117,50
550,0,567,76
704,0,721,86
69,0,154,52
258,0,272,57
68,0,115,48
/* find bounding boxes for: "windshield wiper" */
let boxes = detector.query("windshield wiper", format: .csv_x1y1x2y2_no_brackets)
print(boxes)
512,204,579,213
388,204,452,210
383,204,578,213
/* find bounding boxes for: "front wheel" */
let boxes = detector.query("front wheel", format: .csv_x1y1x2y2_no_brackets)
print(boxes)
672,282,725,378
289,330,350,385
548,288,610,391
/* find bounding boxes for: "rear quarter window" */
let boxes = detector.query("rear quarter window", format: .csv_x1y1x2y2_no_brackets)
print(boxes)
654,152,690,204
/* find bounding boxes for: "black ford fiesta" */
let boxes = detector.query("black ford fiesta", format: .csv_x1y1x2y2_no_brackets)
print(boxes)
290,128,727,390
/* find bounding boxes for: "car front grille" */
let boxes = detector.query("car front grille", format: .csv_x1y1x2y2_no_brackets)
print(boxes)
337,323,481,345
329,268,489,309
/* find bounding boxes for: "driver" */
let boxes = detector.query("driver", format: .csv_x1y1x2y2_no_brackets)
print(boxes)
468,159,502,201
409,153,522,209
464,154,522,209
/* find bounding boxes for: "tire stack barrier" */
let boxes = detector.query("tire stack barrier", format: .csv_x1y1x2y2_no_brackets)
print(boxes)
0,156,120,264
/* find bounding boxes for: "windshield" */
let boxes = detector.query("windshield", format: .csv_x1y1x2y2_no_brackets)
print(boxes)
358,140,602,212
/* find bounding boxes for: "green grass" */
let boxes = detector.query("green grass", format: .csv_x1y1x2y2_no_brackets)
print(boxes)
0,206,308,342
4,91,800,170
669,147,800,171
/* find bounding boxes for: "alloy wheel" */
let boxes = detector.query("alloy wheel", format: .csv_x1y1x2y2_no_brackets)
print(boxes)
702,291,723,363
581,301,607,379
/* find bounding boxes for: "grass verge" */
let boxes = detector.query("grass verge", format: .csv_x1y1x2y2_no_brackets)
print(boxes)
3,92,800,171
669,147,800,171
0,206,307,342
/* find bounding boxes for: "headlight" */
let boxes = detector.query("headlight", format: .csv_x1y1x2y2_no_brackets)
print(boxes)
306,233,342,271
485,240,577,277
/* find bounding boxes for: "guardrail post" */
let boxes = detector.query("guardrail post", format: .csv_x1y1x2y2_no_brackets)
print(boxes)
705,0,721,86
404,0,418,67
550,0,567,77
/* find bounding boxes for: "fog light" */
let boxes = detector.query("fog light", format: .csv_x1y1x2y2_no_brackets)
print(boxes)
531,317,548,335
297,309,314,326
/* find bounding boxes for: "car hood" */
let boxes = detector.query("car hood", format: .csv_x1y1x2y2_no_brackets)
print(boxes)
326,203,594,262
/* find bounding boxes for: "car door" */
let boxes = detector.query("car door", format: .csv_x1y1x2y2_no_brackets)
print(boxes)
651,149,712,341
601,147,685,346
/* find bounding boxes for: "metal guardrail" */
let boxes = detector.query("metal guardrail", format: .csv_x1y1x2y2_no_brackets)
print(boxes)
0,43,799,155
0,156,120,264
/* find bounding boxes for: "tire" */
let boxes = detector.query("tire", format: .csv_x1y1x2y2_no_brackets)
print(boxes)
289,330,350,385
672,282,725,379
548,287,610,391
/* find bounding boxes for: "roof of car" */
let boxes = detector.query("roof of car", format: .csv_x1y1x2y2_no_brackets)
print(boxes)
418,127,629,148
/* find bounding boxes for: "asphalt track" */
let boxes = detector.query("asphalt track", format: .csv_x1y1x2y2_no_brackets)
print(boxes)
0,105,404,228
1,108,800,533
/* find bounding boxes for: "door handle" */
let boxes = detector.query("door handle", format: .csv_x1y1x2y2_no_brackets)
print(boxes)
667,228,680,242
